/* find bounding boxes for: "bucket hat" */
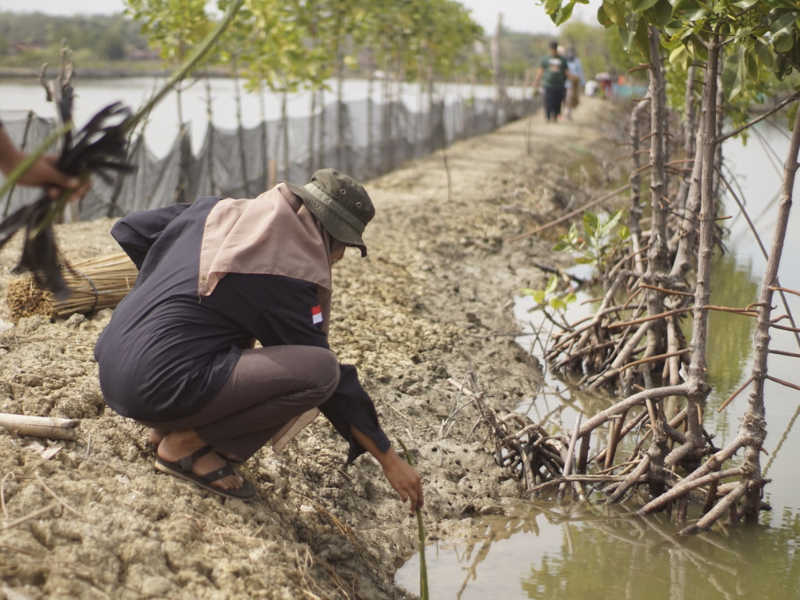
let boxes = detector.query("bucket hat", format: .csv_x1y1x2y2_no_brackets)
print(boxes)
286,168,375,256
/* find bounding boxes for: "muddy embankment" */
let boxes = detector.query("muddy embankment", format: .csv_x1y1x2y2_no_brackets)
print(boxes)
0,97,624,600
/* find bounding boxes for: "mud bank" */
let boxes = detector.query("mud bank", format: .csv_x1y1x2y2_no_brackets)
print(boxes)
0,98,623,599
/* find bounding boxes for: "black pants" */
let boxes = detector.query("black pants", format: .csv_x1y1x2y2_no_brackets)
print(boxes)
544,87,565,121
139,345,340,460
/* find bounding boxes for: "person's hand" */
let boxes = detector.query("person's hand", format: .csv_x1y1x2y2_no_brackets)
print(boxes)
382,448,424,513
0,128,90,202
350,426,424,512
19,154,91,202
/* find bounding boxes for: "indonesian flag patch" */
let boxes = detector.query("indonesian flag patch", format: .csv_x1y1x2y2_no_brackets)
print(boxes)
311,304,323,325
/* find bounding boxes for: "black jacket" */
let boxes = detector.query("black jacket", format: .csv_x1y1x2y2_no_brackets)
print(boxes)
95,198,390,463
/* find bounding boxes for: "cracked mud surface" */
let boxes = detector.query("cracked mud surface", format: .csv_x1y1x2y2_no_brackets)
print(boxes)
0,98,622,599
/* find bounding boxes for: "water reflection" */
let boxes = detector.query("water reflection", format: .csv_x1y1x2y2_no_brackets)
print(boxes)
398,505,800,600
704,254,760,403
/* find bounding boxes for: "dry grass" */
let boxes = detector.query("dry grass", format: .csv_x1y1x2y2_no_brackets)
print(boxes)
5,252,137,321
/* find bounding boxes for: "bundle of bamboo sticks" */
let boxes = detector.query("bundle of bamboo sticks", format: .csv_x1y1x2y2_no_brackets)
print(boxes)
5,252,137,322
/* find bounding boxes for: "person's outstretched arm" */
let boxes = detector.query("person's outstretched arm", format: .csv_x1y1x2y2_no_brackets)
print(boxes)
532,66,544,91
0,125,89,200
352,426,424,513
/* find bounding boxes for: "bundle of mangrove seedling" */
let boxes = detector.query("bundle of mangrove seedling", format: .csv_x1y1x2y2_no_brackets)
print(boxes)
0,0,246,297
6,252,137,322
0,103,135,296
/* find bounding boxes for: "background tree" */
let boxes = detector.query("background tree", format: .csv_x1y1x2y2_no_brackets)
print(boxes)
125,0,212,125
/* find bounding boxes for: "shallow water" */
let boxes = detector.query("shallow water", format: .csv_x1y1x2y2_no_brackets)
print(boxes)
397,121,800,598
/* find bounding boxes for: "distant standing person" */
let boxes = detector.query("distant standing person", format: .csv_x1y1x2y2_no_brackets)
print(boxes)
564,47,584,120
532,41,575,123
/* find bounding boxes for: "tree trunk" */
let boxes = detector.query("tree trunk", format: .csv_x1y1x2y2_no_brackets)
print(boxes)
176,85,184,129
739,102,800,520
308,86,317,176
672,34,721,470
205,75,217,197
367,65,374,176
336,48,345,169
259,81,269,191
491,13,503,128
232,57,251,196
318,88,326,172
281,91,289,181
674,64,697,215
644,27,669,362
628,89,651,276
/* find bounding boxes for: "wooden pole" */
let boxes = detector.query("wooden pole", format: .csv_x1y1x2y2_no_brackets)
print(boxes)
0,413,78,441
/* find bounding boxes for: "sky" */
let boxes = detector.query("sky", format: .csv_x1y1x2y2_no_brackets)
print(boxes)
0,0,601,35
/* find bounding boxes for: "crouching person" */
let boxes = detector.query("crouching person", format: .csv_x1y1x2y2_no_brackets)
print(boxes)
94,169,423,509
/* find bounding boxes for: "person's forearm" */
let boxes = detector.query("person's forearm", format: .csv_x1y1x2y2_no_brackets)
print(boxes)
351,425,397,467
0,128,24,176
532,68,543,89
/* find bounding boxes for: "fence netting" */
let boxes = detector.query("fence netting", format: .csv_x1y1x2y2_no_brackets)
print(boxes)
1,93,540,221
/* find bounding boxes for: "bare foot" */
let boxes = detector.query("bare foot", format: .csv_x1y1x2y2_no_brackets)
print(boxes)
149,428,172,446
158,430,243,491
151,428,242,464
215,449,244,463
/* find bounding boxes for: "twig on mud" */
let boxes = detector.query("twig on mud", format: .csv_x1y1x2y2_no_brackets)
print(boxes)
405,427,426,459
440,373,471,439
507,183,632,242
326,564,353,600
1,501,58,530
306,497,366,560
441,397,478,439
1,472,15,520
460,491,490,514
336,467,353,484
35,471,84,518
385,402,410,420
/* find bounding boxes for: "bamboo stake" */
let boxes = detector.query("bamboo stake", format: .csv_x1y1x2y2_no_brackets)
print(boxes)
0,413,78,441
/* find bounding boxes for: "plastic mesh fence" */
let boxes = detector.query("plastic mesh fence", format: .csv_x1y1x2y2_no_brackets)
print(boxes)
1,93,540,220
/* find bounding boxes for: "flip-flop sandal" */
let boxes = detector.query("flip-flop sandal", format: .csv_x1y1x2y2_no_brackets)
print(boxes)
155,445,256,501
148,438,245,464
216,451,246,465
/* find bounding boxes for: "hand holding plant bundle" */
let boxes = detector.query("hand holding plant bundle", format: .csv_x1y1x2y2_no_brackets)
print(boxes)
0,0,245,297
0,104,135,297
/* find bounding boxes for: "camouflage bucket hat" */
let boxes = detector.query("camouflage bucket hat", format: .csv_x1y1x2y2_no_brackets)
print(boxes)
286,168,375,257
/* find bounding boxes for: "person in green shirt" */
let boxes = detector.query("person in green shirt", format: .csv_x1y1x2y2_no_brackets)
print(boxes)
532,41,577,123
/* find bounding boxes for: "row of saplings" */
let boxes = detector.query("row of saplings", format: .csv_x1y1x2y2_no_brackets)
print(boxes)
472,32,800,535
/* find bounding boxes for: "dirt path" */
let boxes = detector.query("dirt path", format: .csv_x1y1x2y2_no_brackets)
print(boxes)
0,98,624,600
